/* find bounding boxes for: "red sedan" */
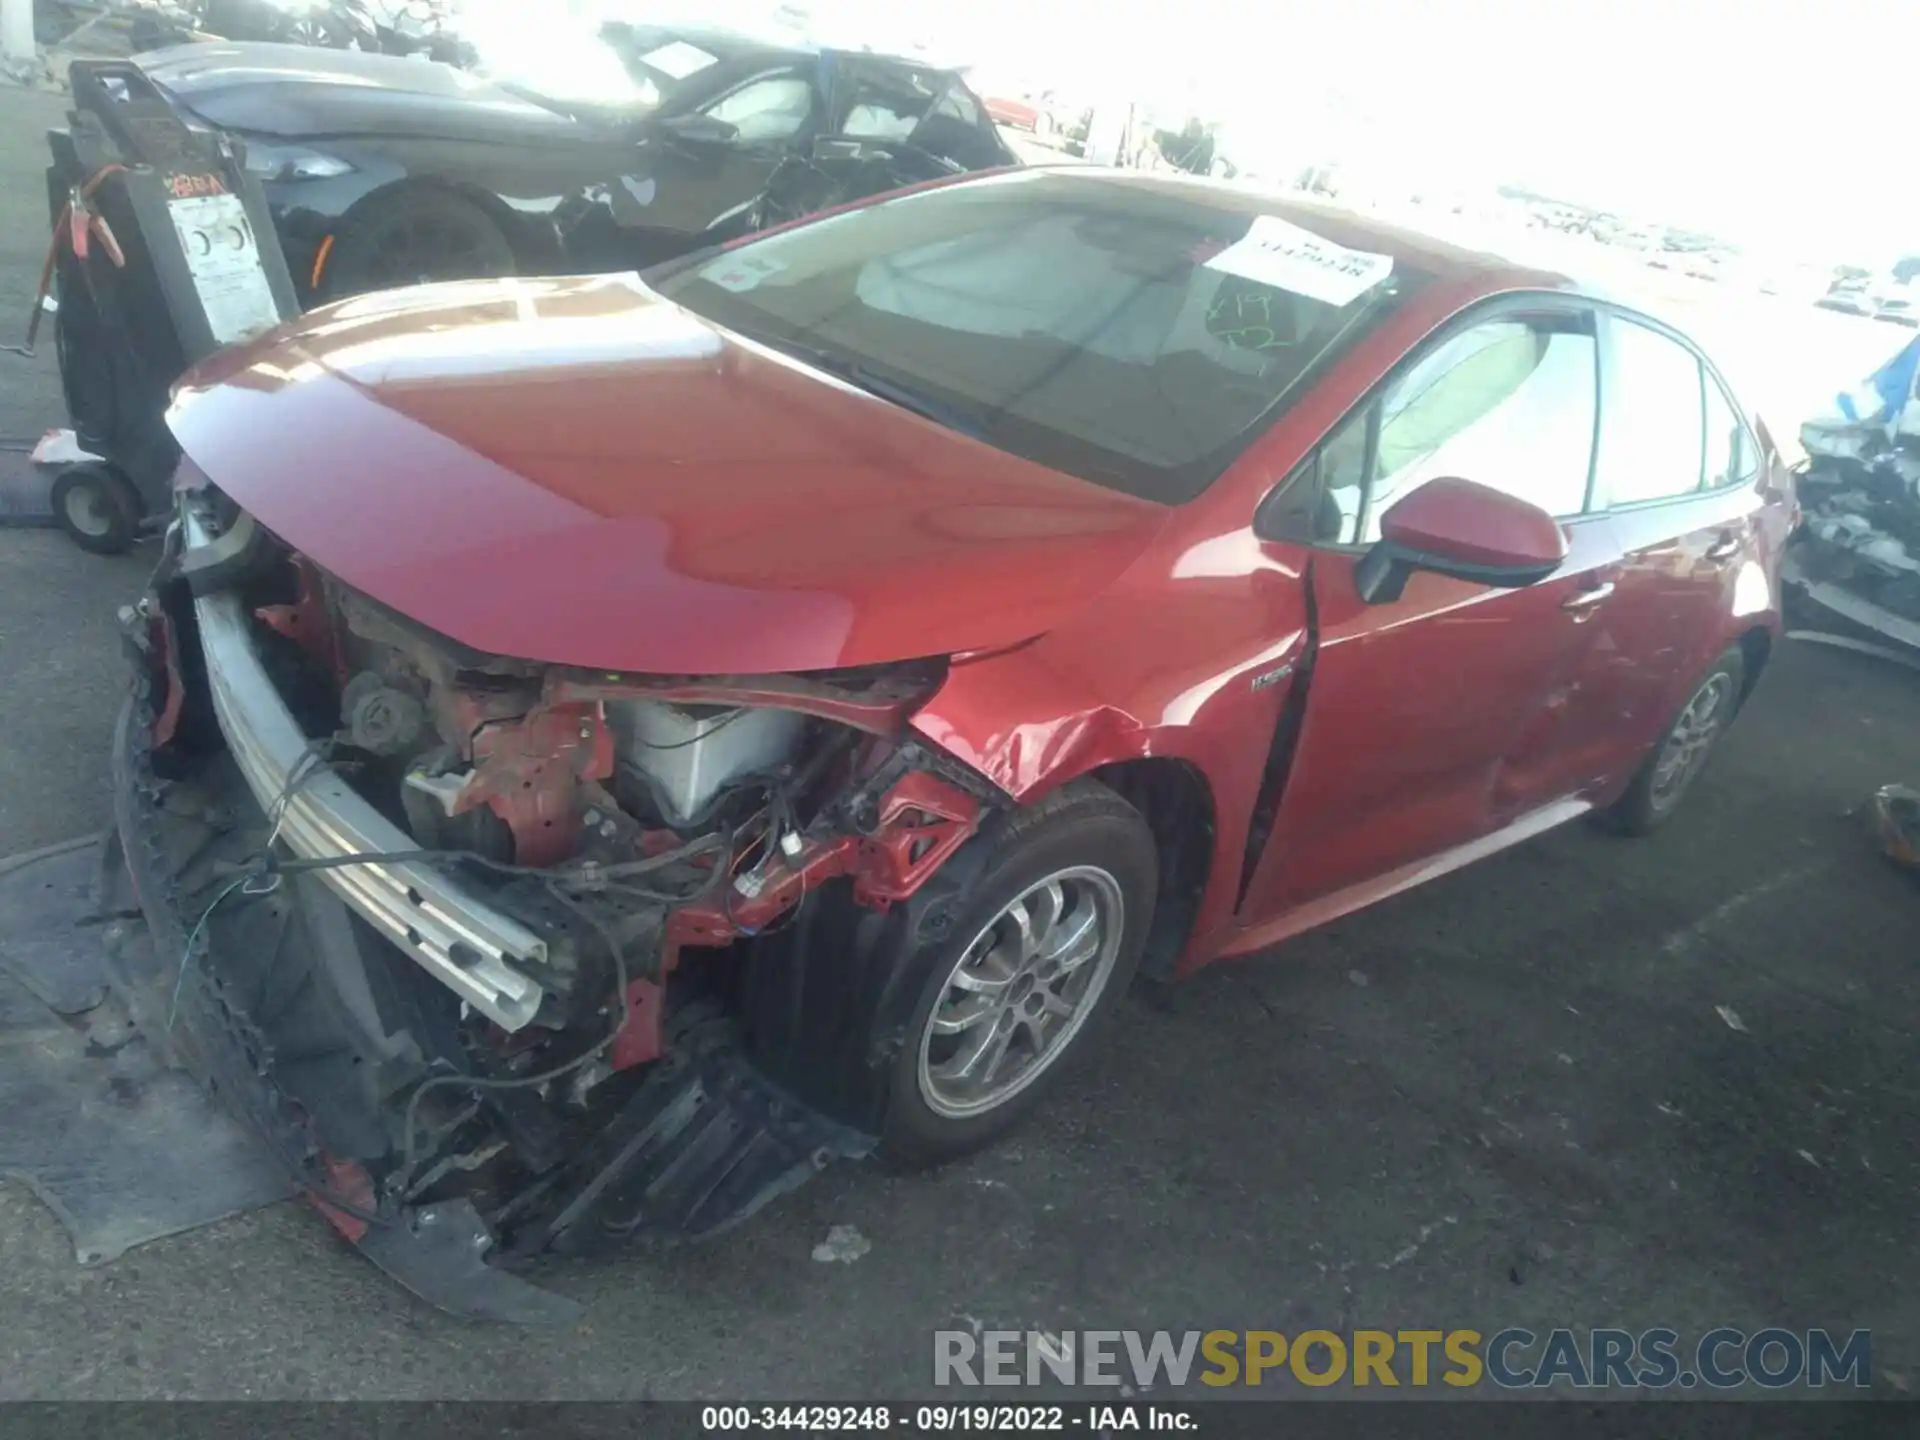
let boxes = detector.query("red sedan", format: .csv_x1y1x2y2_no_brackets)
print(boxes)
981,89,1043,131
125,168,1794,1312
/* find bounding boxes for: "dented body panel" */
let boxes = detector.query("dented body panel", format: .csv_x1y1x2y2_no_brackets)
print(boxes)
137,37,1018,306
894,261,1791,972
165,222,1792,986
95,173,1793,1310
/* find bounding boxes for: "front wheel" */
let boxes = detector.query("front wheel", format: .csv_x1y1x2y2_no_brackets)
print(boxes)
1597,647,1745,835
880,781,1157,1165
320,189,517,300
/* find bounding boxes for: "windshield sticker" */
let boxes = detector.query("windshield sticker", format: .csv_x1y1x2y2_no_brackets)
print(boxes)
701,253,787,293
641,41,719,81
1202,215,1393,309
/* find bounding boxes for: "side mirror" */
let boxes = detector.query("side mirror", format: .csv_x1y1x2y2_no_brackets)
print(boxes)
660,113,738,151
1353,477,1567,605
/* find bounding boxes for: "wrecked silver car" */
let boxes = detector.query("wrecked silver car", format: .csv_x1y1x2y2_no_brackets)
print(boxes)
1787,336,1920,647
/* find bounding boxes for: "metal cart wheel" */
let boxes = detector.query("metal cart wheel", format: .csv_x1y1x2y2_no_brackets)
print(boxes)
50,463,143,556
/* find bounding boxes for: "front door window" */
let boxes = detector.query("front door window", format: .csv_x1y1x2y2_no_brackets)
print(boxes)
1275,311,1598,546
702,75,815,145
1362,317,1597,536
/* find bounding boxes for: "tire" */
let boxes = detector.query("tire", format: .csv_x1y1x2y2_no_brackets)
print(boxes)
286,16,350,47
879,780,1158,1166
1597,647,1745,836
50,463,142,555
321,188,518,300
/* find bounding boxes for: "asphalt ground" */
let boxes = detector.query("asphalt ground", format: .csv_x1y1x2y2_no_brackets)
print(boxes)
0,81,1917,1402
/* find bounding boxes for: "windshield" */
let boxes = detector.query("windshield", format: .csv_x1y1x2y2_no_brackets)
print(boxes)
468,14,723,114
653,171,1422,503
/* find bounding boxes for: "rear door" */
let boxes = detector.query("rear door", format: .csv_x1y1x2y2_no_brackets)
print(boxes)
827,58,1012,165
801,65,1013,201
1573,313,1772,776
1239,299,1627,920
905,75,1019,171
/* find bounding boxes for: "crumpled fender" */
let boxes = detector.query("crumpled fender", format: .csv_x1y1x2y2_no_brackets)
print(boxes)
905,568,1316,967
909,632,1267,971
909,641,1154,801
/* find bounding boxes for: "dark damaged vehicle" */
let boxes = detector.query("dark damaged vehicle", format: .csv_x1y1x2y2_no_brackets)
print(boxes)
113,170,1793,1317
133,27,1016,305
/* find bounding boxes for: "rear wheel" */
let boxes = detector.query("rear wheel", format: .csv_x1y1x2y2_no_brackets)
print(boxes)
321,189,518,300
1598,647,1745,835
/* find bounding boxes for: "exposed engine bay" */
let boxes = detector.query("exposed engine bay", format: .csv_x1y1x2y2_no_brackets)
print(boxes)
114,487,1001,1319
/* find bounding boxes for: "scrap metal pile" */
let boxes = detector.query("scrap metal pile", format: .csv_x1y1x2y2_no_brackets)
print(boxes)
1788,337,1920,648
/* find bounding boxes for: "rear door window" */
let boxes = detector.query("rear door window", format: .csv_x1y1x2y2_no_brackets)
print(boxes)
836,63,949,140
914,78,1009,170
1598,320,1706,505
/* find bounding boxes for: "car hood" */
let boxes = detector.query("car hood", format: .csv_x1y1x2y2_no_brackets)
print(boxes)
168,273,1167,675
136,41,588,144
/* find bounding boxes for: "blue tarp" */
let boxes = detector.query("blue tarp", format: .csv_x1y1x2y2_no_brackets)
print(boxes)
1836,335,1920,426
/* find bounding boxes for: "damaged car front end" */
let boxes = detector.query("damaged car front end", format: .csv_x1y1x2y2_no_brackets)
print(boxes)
114,483,1001,1320
1787,335,1920,649
56,162,1802,1321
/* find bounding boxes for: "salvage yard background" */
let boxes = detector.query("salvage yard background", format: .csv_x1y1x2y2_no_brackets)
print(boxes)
1,80,1918,1399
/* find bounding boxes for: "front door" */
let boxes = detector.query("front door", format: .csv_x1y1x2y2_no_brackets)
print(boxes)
622,70,821,251
1239,301,1626,922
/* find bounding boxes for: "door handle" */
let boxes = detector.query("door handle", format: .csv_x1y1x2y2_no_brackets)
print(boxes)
1704,533,1743,563
1561,582,1615,613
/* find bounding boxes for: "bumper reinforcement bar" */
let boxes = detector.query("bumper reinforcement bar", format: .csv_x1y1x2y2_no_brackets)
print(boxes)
183,506,547,1031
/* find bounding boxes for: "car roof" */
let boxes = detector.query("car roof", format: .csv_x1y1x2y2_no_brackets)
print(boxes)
601,23,809,77
611,22,962,77
1033,167,1575,295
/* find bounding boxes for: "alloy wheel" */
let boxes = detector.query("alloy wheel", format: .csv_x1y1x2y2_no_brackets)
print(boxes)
916,866,1125,1119
1649,671,1734,807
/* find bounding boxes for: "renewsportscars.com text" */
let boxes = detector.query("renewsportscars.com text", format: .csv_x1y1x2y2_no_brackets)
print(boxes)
933,1327,1871,1391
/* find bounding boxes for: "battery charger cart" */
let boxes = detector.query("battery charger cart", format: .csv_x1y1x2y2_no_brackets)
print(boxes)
42,60,300,553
